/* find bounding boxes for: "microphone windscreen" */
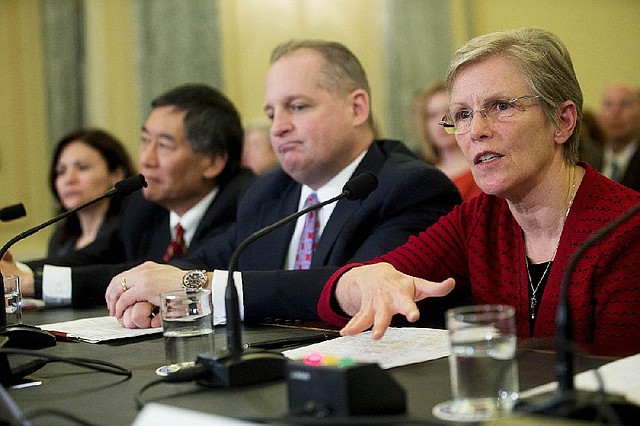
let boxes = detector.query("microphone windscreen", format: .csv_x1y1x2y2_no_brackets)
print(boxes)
343,172,378,200
0,204,26,222
114,174,148,196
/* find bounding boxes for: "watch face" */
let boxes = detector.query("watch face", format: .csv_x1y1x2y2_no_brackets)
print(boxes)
183,270,206,290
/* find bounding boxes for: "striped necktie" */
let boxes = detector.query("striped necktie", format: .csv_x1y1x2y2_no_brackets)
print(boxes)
163,223,186,262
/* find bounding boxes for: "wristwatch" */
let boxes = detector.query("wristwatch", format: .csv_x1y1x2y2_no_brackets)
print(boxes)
182,270,208,291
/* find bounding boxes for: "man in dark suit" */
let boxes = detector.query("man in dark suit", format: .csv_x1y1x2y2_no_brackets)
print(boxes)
596,83,640,191
13,84,255,306
106,40,461,328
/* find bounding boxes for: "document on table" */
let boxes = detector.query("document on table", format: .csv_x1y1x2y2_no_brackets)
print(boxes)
40,315,162,343
134,403,257,425
283,327,450,369
520,352,640,405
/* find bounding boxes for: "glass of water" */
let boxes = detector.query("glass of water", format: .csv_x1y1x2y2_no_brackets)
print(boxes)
157,288,214,376
3,275,23,325
433,304,518,422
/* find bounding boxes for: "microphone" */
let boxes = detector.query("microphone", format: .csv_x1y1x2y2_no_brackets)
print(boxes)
0,175,146,330
516,202,640,421
0,174,147,271
0,174,147,266
0,204,26,222
0,175,147,386
195,172,378,387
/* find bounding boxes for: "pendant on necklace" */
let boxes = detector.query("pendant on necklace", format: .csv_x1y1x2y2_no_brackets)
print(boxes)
530,296,537,319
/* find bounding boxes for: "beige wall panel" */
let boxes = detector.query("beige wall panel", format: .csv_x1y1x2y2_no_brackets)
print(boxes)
84,0,139,162
0,0,52,260
472,0,640,112
219,0,387,134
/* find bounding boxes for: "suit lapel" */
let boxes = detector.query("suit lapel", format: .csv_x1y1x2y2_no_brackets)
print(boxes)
148,212,171,260
242,177,302,270
311,142,385,267
190,194,220,248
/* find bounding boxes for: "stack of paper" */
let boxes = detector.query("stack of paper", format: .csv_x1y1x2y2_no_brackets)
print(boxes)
283,327,450,369
40,316,162,343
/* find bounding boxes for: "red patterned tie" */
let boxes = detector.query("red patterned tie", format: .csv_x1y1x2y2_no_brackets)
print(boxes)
163,223,186,262
293,193,320,270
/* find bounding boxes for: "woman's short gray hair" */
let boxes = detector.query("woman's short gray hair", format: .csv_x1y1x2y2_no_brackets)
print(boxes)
446,27,583,164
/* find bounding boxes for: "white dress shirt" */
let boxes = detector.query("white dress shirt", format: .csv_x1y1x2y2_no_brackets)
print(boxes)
601,140,638,182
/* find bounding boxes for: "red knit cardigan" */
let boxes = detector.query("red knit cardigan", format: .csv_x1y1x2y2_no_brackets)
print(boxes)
319,164,640,355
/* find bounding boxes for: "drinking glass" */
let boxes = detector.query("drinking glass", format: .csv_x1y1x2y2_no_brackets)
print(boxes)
433,304,519,422
157,289,214,375
3,275,23,325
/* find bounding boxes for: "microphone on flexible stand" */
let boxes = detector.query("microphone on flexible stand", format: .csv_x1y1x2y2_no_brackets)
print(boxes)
516,202,640,422
0,175,147,386
195,172,379,387
0,204,26,223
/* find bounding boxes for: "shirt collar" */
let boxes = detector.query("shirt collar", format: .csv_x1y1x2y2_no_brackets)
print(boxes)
168,187,219,246
604,139,639,166
298,150,367,209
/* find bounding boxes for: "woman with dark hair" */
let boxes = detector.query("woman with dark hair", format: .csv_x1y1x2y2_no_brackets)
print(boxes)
46,128,135,258
2,128,135,277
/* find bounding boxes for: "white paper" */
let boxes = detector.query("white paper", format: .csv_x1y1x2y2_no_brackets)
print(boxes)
520,352,640,404
283,327,450,369
40,315,162,343
133,403,257,425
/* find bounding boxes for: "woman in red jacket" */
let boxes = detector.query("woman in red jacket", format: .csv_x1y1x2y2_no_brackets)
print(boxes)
319,27,640,356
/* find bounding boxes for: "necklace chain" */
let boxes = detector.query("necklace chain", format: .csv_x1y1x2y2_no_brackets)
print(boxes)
527,168,578,320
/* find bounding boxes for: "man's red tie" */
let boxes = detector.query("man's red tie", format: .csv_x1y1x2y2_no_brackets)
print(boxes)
163,223,186,262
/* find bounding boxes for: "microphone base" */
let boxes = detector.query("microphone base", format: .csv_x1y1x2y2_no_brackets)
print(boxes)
0,324,57,350
0,339,47,387
515,389,640,425
195,349,286,387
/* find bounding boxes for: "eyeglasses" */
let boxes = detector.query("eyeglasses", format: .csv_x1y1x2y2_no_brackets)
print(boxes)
438,95,541,135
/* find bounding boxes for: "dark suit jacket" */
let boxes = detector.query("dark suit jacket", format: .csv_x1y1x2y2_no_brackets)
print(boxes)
590,143,640,192
621,146,640,192
33,169,256,307
174,140,462,323
39,215,125,267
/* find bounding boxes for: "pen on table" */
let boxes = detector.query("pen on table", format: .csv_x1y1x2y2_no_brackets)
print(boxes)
47,331,81,342
245,333,337,350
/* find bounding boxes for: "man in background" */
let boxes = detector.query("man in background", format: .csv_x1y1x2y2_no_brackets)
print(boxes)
597,83,640,191
3,84,255,306
241,121,279,175
106,40,462,329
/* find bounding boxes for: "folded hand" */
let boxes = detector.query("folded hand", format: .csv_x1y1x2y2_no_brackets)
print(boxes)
105,261,186,326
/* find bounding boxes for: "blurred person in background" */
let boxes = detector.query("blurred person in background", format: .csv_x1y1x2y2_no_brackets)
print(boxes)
47,129,135,258
411,89,437,164
597,83,640,191
577,109,605,168
416,82,482,200
2,128,135,269
241,121,279,175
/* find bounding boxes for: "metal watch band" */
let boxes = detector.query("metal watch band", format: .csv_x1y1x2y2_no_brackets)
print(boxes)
182,269,207,290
